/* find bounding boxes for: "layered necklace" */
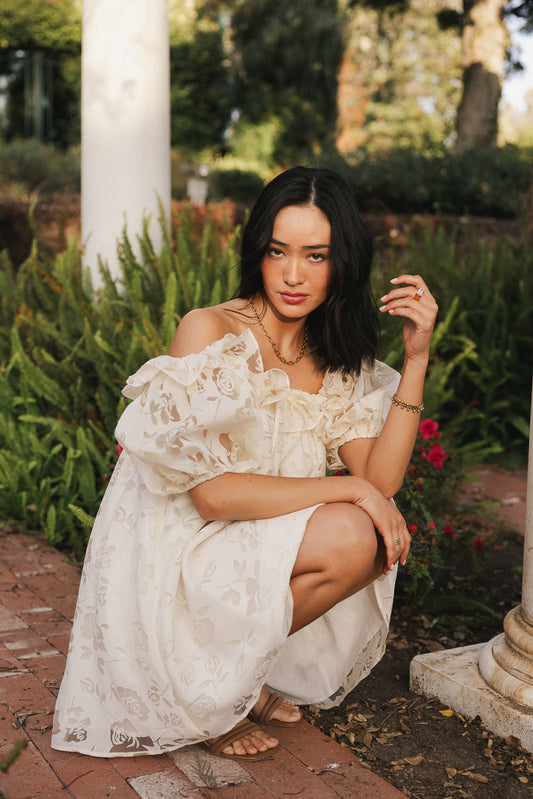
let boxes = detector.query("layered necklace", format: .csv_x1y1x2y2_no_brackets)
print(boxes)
249,297,309,366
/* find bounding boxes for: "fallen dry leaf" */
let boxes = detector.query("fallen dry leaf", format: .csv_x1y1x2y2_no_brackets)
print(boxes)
463,771,489,783
404,754,424,766
445,767,457,778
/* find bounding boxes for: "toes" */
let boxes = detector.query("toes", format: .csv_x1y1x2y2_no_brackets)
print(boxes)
216,723,279,758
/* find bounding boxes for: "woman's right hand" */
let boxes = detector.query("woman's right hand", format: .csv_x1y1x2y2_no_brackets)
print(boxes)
349,477,410,574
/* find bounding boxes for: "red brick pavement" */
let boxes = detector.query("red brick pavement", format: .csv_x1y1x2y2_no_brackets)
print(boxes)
1,466,527,799
0,531,406,799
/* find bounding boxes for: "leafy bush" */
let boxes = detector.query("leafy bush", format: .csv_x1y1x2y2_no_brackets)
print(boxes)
376,222,532,466
323,146,533,218
395,419,486,606
0,207,529,563
0,140,80,196
0,208,239,557
208,168,266,206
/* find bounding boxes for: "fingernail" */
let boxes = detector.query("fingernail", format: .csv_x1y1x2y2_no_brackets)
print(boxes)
379,305,387,312
390,277,399,283
380,294,388,301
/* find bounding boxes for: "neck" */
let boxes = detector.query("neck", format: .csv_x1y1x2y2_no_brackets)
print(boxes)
249,295,308,366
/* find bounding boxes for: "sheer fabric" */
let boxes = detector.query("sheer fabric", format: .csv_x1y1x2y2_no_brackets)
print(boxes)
52,329,400,757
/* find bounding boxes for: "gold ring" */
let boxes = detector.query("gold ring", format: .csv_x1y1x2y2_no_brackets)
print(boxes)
394,538,401,546
413,287,424,302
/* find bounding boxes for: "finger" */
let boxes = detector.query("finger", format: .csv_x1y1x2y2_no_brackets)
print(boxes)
390,274,427,290
384,525,411,573
383,533,402,574
399,527,411,566
379,284,433,308
379,291,437,322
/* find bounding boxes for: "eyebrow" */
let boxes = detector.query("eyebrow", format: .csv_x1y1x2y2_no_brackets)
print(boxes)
270,237,330,250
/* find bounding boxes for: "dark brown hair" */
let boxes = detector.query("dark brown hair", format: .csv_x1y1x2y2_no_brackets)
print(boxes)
236,165,378,374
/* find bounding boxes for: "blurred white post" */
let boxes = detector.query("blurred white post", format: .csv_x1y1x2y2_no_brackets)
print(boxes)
411,383,533,752
82,0,171,287
478,386,533,705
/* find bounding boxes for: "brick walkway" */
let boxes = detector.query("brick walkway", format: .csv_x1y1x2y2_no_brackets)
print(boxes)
1,466,527,799
0,530,406,799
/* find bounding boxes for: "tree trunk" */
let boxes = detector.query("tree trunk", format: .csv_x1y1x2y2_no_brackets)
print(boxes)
455,0,507,153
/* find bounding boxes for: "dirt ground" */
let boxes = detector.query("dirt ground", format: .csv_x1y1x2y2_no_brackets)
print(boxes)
304,508,532,799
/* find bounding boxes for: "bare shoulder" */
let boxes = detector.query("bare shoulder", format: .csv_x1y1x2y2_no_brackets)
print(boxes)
168,300,252,357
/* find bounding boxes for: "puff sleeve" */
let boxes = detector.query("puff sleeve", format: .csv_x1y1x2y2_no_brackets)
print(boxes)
323,360,400,471
115,334,265,495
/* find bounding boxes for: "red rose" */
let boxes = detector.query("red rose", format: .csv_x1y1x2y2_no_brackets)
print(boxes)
422,444,448,469
419,419,439,440
472,536,486,555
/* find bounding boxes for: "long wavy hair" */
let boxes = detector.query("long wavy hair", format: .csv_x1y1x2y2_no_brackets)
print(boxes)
236,165,378,374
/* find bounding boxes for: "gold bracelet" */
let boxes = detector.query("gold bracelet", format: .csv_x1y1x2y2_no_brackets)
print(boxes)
391,394,424,413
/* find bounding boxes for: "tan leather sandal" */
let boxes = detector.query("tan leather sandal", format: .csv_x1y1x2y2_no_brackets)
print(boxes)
248,690,301,727
200,718,278,761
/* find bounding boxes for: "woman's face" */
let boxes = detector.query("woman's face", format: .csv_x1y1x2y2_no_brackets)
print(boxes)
260,204,331,320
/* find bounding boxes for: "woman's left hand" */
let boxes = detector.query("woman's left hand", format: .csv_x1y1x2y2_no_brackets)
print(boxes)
379,274,438,362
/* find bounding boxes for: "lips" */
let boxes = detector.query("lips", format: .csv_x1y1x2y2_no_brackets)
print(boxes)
280,293,308,304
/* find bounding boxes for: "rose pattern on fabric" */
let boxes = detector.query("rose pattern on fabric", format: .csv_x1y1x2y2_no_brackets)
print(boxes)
52,329,400,758
112,687,150,721
65,727,88,743
110,721,154,754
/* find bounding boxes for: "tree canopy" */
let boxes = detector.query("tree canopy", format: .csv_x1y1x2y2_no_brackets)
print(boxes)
1,0,532,157
228,0,344,163
0,0,81,53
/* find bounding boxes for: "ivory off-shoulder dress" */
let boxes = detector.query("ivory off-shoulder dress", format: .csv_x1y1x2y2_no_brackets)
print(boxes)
51,329,400,757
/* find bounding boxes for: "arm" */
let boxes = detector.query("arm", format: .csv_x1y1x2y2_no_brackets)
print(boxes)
340,274,437,497
190,471,409,571
167,309,408,570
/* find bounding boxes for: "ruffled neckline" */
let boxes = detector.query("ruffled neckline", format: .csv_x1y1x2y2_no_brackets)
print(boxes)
123,328,355,404
236,328,329,397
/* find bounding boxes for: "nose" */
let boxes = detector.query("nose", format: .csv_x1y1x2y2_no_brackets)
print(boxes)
283,257,303,286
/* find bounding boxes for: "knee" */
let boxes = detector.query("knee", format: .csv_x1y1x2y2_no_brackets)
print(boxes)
322,504,379,578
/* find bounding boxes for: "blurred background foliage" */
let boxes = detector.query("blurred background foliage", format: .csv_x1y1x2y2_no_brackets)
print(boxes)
0,210,530,558
0,0,532,557
1,0,533,195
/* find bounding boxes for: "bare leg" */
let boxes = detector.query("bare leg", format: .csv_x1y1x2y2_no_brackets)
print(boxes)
209,503,382,757
289,502,386,634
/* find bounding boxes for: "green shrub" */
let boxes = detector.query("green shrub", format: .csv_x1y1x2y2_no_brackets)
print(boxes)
323,146,533,218
208,168,266,207
0,206,529,562
0,140,80,196
394,419,486,606
376,221,532,466
0,207,239,557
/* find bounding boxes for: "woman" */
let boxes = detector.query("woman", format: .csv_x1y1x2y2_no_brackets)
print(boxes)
52,166,437,761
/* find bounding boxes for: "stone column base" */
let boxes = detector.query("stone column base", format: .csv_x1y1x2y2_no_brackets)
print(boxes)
410,642,533,753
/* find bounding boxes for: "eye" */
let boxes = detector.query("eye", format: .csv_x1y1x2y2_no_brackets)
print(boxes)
268,247,284,258
309,252,327,263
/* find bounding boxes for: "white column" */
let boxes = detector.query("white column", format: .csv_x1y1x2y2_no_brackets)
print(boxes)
411,383,533,752
478,384,533,704
82,0,171,287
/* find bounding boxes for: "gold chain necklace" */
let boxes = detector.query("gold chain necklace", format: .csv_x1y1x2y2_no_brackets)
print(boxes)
249,297,309,366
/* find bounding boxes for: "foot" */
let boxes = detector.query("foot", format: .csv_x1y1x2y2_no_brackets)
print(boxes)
206,720,278,758
250,686,302,726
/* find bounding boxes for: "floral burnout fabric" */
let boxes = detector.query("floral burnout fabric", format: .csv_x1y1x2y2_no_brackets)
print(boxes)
52,329,400,757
